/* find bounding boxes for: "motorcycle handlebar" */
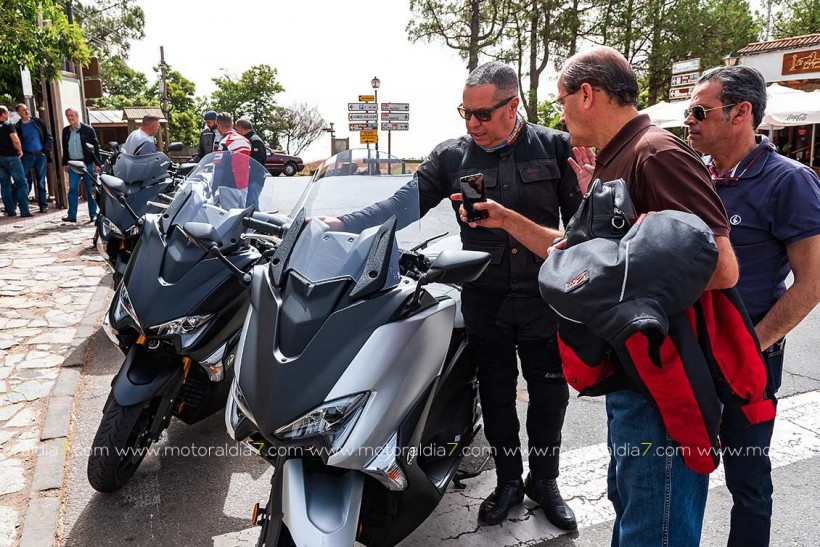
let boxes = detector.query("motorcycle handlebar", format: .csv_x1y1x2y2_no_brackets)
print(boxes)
242,215,286,238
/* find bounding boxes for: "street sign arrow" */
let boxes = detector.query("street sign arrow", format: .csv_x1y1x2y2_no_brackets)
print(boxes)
381,112,409,121
348,102,377,111
349,113,378,121
358,95,375,102
349,123,377,131
381,122,409,131
381,102,409,112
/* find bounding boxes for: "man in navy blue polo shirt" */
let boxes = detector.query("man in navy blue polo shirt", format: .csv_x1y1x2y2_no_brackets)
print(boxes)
686,65,820,546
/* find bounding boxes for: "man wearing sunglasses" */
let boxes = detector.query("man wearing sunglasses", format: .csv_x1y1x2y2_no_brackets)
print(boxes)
461,46,740,546
686,65,820,547
330,61,582,530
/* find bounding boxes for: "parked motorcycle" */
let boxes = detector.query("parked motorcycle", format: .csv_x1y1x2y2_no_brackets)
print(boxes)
68,142,196,286
87,151,278,492
212,151,491,546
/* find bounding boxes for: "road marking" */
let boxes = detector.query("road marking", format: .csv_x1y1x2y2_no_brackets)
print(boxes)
214,390,820,546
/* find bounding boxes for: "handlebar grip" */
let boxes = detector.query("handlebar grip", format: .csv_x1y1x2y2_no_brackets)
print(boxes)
242,216,284,237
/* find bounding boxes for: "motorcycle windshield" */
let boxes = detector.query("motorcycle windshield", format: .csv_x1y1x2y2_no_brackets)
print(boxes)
286,149,420,290
112,152,173,185
161,151,273,233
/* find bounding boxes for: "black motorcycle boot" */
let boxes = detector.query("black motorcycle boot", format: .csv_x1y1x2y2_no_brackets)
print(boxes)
478,478,525,525
524,473,577,530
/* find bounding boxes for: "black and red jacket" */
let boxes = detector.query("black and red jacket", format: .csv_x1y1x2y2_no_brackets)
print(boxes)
540,210,776,474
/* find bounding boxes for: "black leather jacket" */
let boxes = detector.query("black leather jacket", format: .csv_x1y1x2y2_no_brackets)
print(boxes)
343,123,581,297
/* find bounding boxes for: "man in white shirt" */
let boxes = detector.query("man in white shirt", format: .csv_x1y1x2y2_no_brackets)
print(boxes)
122,115,160,155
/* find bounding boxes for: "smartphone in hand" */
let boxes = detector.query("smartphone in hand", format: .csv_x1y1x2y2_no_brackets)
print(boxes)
460,173,488,222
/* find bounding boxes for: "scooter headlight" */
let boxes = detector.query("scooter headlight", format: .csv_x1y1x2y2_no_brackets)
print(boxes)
149,314,213,337
274,393,368,452
101,216,124,238
113,285,138,325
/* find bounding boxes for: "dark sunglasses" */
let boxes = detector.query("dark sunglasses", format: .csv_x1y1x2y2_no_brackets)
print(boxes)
684,103,739,122
457,96,515,122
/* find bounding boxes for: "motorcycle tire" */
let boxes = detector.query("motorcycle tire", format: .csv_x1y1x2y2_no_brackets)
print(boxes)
87,397,159,492
257,501,296,547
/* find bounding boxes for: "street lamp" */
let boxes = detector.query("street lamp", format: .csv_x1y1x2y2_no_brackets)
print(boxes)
372,76,380,155
723,52,740,67
323,122,335,156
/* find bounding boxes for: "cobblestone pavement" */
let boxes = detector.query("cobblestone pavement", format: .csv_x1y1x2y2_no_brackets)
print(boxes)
0,218,107,547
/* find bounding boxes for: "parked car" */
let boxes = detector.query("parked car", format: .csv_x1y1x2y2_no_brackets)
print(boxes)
264,146,304,177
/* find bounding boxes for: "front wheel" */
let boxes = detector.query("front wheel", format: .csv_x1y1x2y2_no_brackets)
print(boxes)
283,162,297,177
87,397,160,492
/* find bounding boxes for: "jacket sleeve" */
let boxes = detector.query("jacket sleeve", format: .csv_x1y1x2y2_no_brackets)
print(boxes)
61,127,69,165
554,131,582,227
38,118,53,154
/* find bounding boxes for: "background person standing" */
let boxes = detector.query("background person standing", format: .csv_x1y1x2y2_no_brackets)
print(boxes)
234,117,267,209
0,105,31,218
685,65,820,547
121,115,160,155
61,108,101,223
191,110,221,162
15,103,52,213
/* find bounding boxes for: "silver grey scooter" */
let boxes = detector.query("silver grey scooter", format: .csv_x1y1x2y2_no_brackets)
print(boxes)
203,152,491,546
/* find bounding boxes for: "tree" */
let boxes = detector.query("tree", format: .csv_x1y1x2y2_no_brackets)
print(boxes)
770,0,820,38
90,55,150,108
149,65,199,146
0,0,89,91
211,65,285,145
275,104,327,155
74,0,145,59
407,0,511,72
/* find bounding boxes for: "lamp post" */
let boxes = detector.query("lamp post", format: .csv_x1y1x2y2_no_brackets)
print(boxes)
723,52,740,67
371,76,380,155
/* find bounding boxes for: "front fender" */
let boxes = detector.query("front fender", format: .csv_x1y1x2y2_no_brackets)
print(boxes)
109,345,184,409
282,459,364,546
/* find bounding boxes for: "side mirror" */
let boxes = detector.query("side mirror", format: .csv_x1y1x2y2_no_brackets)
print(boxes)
67,160,87,175
181,221,223,251
167,142,184,152
100,174,128,200
424,250,491,285
109,141,120,151
85,142,95,151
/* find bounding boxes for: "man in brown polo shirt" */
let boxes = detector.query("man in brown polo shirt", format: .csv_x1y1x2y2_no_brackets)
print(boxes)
456,46,739,545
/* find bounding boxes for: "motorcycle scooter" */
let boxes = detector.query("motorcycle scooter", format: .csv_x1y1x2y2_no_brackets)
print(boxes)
87,151,279,492
211,150,492,546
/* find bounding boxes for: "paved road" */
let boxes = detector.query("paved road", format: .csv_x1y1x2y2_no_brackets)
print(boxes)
56,175,820,546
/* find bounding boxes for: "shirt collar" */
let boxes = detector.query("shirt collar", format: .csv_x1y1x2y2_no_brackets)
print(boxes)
596,114,652,167
704,135,774,180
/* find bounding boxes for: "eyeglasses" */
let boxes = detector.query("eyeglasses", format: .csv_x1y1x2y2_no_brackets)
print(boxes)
457,96,515,122
551,90,580,114
684,103,739,122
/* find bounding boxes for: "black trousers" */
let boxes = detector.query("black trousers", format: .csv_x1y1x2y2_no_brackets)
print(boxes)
461,289,569,482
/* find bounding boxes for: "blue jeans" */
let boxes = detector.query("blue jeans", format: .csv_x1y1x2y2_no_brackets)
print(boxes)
720,347,782,547
246,178,264,210
67,162,97,220
21,153,48,208
0,155,30,215
606,389,709,547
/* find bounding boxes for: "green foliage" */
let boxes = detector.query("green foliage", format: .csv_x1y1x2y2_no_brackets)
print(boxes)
407,0,511,71
771,0,820,38
149,66,199,147
74,0,145,59
211,65,285,145
536,95,563,129
0,0,90,84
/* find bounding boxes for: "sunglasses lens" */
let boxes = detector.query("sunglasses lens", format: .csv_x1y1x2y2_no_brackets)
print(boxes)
457,106,468,120
474,110,492,122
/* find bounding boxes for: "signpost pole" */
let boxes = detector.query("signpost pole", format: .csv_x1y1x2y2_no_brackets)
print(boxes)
388,130,392,174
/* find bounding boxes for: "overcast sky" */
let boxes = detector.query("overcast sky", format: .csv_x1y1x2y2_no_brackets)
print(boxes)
127,0,562,162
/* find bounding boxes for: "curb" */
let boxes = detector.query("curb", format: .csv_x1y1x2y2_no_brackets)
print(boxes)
16,275,112,547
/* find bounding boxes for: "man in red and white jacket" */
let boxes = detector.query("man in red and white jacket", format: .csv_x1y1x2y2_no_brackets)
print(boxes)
212,112,251,209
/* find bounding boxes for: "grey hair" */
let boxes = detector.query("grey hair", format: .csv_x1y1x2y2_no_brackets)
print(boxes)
65,107,79,116
465,61,519,100
0,105,7,116
698,65,767,128
235,117,253,131
561,46,638,107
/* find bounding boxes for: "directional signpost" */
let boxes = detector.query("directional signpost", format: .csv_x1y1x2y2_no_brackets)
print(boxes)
349,122,377,131
381,112,409,121
381,122,409,131
348,95,411,166
360,130,378,144
670,58,700,102
349,112,378,121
